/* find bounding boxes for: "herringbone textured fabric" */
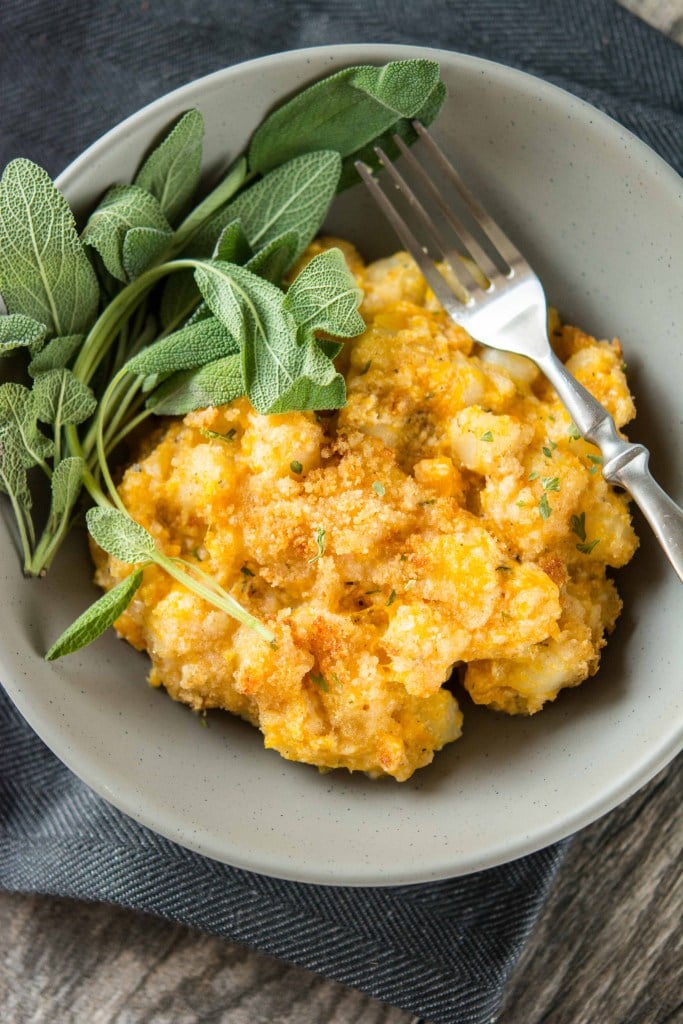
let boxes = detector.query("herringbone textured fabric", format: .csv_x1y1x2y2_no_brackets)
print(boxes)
0,3,681,1023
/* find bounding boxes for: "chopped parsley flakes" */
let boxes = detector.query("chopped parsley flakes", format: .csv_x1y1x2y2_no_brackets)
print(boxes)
571,511,600,553
309,672,329,691
308,526,327,563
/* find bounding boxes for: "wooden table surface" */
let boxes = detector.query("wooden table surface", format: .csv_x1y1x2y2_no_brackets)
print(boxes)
1,3,681,1022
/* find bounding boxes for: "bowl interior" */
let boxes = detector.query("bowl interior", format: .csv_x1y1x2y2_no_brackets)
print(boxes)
1,44,681,885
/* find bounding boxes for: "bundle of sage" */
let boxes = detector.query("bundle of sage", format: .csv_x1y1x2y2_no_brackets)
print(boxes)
0,59,446,655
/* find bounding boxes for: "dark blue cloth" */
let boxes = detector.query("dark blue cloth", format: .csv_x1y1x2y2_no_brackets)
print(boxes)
0,3,681,1023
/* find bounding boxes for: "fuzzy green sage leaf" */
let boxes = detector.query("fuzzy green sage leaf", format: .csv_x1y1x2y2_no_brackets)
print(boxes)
46,568,145,660
33,369,97,427
49,456,84,523
284,247,364,337
134,109,204,225
0,314,47,358
248,59,442,173
147,354,244,416
81,184,173,283
86,506,157,564
245,229,299,283
125,316,239,377
187,151,341,261
28,334,83,376
0,383,54,467
0,159,100,335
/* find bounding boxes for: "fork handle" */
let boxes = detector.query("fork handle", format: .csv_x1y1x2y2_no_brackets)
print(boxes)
538,349,683,582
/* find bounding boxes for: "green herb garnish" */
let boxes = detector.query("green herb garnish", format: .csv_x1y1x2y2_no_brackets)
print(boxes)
587,454,603,474
290,460,303,474
309,526,327,563
0,59,446,656
309,672,329,692
542,440,558,459
386,588,397,606
538,493,552,520
570,512,587,541
570,512,600,553
372,480,385,496
200,426,237,443
541,476,560,492
480,430,494,442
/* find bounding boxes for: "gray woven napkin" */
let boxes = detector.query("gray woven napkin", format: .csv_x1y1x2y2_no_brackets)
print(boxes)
0,3,681,1023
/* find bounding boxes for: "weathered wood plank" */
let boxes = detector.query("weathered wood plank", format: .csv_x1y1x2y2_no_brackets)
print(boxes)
0,891,416,1024
499,757,682,1024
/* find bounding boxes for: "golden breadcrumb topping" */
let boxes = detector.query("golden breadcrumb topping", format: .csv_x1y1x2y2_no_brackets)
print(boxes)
94,238,638,780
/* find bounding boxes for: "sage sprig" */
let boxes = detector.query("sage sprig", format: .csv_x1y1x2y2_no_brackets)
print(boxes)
0,58,446,655
45,508,275,658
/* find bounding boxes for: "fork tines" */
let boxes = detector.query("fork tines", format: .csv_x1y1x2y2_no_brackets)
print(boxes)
355,120,519,310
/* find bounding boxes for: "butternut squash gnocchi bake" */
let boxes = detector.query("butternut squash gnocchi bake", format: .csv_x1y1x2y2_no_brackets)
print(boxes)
93,239,638,781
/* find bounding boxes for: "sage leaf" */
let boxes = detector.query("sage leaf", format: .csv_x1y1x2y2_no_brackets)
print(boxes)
171,156,247,254
50,456,84,518
316,339,344,359
28,334,83,375
0,383,53,467
283,248,364,337
184,301,213,327
81,184,172,282
337,80,447,190
0,159,99,335
160,220,253,332
0,314,47,358
159,270,200,331
147,354,244,415
193,260,246,344
45,568,145,660
0,428,32,508
267,369,346,415
263,331,346,414
187,151,341,260
248,59,442,173
125,317,239,376
47,456,84,530
134,109,204,224
193,260,343,414
246,230,299,283
122,225,172,280
33,369,97,426
86,506,157,564
213,219,252,263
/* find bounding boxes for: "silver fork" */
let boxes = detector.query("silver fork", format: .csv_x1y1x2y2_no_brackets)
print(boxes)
355,122,683,582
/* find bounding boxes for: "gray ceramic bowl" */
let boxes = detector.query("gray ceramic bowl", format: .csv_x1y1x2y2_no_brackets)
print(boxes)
1,44,681,885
